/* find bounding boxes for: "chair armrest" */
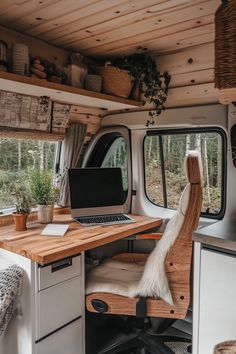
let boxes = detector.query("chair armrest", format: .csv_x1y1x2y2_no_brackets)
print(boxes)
136,233,163,240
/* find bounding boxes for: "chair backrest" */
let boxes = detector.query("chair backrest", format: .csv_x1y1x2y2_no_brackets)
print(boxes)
164,151,202,312
136,151,202,307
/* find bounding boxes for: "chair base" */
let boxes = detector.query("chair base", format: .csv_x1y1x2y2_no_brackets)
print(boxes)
95,316,191,354
97,333,191,354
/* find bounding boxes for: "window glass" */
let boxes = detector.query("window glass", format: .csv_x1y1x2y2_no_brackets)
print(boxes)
101,136,128,191
144,130,224,216
0,138,58,211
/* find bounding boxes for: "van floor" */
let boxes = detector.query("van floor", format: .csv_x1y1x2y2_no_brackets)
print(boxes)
86,312,191,354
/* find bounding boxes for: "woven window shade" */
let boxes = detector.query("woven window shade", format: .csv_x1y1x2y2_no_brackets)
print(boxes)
215,0,236,89
0,127,64,141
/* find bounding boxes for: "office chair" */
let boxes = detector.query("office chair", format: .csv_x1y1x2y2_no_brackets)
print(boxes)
86,151,202,353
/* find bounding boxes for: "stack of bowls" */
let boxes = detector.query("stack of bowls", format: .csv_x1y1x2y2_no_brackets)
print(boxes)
12,43,29,76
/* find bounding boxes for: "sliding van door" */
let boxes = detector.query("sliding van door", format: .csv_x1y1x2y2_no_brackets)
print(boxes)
82,127,132,214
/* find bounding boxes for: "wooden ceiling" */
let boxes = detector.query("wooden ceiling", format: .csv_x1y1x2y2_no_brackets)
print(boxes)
0,0,220,58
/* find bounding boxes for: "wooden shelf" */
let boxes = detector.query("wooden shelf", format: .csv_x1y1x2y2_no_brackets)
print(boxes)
0,71,142,110
0,127,64,141
218,88,236,105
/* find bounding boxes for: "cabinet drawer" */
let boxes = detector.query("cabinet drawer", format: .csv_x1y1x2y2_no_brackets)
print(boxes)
36,276,83,340
37,254,81,291
36,318,83,354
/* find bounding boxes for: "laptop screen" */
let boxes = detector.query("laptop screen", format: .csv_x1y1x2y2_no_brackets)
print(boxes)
68,168,124,209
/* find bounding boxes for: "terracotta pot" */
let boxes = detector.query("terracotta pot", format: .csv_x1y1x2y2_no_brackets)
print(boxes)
12,213,28,231
37,204,54,224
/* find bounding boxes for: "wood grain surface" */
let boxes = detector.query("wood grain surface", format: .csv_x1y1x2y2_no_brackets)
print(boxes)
0,213,162,265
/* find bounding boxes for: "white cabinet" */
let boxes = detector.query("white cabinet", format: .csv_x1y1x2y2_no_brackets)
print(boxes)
0,250,85,354
36,318,83,354
37,255,82,291
193,245,236,354
36,276,83,340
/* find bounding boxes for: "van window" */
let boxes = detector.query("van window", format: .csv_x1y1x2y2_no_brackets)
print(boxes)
0,138,58,212
144,129,226,218
101,136,128,191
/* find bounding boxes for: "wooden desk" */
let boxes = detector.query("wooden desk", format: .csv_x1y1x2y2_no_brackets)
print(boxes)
0,213,162,265
0,212,161,354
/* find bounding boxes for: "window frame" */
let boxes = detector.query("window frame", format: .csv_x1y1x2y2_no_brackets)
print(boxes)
82,126,132,214
143,127,227,220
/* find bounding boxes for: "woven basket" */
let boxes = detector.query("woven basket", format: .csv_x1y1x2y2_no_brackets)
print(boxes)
214,341,236,353
215,0,236,89
99,65,133,98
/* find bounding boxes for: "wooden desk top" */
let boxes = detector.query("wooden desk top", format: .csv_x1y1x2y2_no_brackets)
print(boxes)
0,213,162,265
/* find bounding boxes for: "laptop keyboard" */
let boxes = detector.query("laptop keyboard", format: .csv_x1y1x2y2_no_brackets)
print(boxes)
74,214,133,226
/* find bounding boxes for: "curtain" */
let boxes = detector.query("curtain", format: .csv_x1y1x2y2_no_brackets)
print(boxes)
58,123,87,207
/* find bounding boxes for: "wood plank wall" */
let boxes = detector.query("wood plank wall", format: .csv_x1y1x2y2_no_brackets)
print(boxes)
69,105,103,151
0,25,69,67
156,42,217,108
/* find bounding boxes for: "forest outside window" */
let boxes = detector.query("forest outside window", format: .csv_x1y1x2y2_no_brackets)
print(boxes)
0,138,58,212
144,129,226,218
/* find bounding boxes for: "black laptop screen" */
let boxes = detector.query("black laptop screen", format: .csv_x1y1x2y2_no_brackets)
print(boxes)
68,168,124,209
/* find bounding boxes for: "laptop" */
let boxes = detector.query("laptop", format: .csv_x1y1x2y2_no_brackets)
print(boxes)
68,167,135,226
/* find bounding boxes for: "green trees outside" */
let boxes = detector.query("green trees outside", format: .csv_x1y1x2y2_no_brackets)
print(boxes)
145,132,222,215
0,138,57,210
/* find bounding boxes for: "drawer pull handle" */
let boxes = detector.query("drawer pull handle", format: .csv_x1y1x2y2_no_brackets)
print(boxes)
51,258,72,272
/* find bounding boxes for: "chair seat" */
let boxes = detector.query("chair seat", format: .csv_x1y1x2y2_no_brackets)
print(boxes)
86,258,145,298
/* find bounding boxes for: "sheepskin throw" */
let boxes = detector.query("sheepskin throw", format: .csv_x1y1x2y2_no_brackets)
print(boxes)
0,264,23,339
86,184,190,305
135,184,190,305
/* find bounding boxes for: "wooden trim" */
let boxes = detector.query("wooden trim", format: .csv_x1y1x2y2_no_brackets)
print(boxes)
136,233,163,240
0,127,64,141
0,72,142,110
217,88,236,105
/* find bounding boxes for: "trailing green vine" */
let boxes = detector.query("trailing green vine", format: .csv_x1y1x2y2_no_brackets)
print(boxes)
111,53,171,126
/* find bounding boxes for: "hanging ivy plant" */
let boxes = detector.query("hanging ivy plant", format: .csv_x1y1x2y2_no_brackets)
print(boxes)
111,53,171,126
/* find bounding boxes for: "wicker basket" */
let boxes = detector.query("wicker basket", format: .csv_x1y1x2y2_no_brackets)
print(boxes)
215,0,236,89
214,341,236,353
99,65,133,98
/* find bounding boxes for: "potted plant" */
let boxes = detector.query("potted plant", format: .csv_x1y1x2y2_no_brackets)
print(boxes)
29,170,59,224
12,185,31,231
111,53,171,126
